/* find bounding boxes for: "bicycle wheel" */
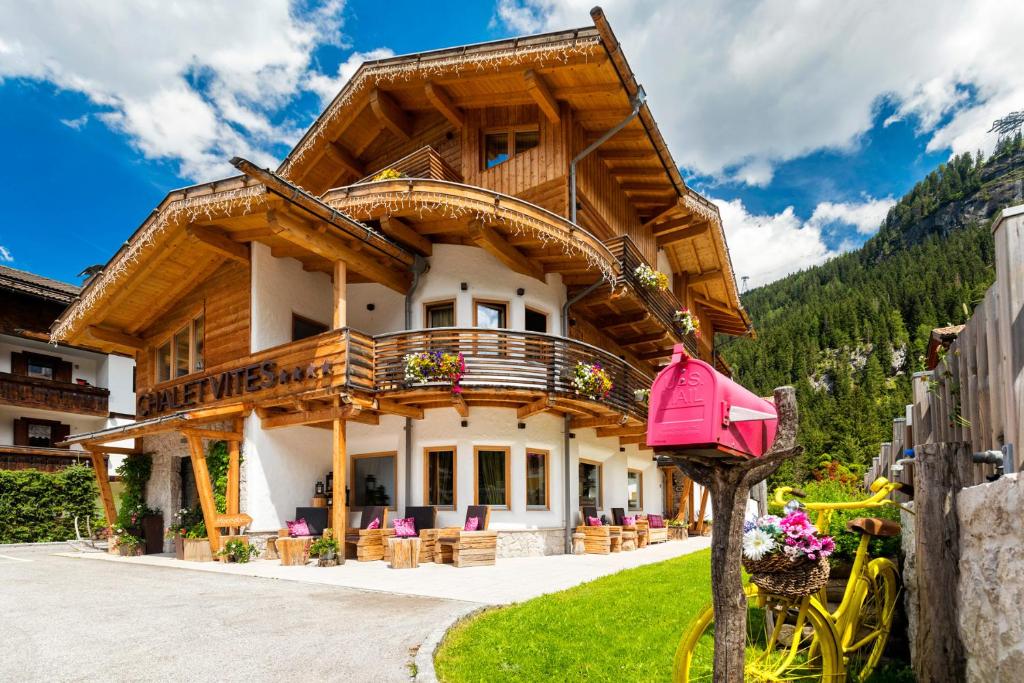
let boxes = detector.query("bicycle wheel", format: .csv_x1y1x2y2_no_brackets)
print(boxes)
842,558,899,682
675,586,843,682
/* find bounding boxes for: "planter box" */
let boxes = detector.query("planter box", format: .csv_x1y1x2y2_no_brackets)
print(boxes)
181,537,213,562
141,513,164,554
668,526,689,541
117,543,142,556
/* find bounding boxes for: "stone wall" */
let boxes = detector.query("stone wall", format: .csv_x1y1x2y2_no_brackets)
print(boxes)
142,430,188,552
900,504,917,669
496,528,565,558
956,473,1024,682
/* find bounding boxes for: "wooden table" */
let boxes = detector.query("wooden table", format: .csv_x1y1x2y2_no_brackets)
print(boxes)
388,537,421,569
277,537,310,566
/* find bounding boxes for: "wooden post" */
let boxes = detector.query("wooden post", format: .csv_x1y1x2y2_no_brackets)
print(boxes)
659,387,800,682
333,260,347,328
912,442,970,683
186,434,221,553
332,418,347,563
88,450,117,526
993,206,1024,464
226,426,241,516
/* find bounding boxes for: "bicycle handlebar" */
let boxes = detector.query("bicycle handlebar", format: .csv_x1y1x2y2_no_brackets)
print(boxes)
772,477,901,512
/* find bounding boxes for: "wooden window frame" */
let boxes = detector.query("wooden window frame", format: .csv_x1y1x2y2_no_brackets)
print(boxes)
13,416,70,449
423,446,458,511
473,446,511,510
481,124,540,170
153,308,205,384
579,458,603,509
350,451,398,512
525,448,550,510
472,299,509,329
627,468,644,512
291,313,329,342
423,299,457,328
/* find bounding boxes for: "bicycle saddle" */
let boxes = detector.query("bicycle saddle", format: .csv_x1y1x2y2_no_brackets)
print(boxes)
846,517,901,537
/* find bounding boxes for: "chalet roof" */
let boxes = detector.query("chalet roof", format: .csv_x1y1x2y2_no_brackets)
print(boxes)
0,264,79,304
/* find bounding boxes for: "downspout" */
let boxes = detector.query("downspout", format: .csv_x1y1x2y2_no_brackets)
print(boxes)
404,255,429,510
560,87,645,553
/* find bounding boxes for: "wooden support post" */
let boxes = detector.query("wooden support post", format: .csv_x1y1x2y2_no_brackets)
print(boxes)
227,434,241,516
912,441,970,683
694,487,709,535
88,450,117,526
332,418,347,564
186,434,221,553
659,387,800,683
333,260,347,328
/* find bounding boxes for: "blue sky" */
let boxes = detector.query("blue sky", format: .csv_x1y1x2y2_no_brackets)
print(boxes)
1,0,1019,287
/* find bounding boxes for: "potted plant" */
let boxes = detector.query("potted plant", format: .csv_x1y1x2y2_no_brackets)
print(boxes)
373,168,403,181
572,361,613,400
673,308,701,338
404,350,467,393
216,538,260,564
114,530,143,556
667,518,689,541
633,264,669,291
310,531,340,567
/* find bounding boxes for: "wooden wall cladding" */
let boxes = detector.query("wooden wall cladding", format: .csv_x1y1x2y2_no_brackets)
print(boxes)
361,111,462,180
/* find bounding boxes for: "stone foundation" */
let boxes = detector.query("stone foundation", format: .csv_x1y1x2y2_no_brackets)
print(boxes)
496,528,565,558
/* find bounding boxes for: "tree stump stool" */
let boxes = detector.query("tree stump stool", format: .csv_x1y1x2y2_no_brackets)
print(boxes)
264,537,280,560
572,531,586,555
610,532,622,553
388,537,421,569
278,538,310,566
621,529,637,551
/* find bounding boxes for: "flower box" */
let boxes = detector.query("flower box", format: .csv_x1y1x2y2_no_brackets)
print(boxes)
180,537,213,562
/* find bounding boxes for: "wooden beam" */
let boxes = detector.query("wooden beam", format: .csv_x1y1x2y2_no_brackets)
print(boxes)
620,332,670,347
687,269,723,286
333,259,347,328
453,394,469,418
601,311,651,328
226,418,241,516
380,216,432,256
85,325,144,351
186,433,221,552
267,210,411,293
570,414,628,429
467,221,545,282
694,295,735,316
87,450,117,526
375,399,424,420
88,445,143,456
259,405,369,429
332,418,347,562
324,141,364,179
651,215,695,235
369,88,411,140
596,425,647,438
523,69,560,123
187,225,250,264
600,149,658,161
517,396,554,420
637,348,672,361
424,83,464,129
180,428,244,442
657,222,710,245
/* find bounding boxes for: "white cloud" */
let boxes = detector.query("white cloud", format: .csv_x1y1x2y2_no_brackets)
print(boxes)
714,195,893,287
0,0,348,180
306,47,395,107
59,114,88,130
0,245,12,262
495,1,1024,184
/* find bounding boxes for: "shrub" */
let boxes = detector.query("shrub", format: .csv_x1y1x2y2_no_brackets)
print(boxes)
115,453,157,529
0,465,102,543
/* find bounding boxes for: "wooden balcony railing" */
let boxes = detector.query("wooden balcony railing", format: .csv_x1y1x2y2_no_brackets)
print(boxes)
0,372,109,417
356,145,462,185
605,235,700,357
374,328,655,421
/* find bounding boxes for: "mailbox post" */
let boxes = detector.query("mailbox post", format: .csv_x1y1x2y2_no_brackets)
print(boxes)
648,346,801,682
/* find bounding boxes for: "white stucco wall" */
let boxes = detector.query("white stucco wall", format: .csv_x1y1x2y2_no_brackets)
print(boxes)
97,354,136,415
0,335,100,385
347,283,405,335
250,242,334,352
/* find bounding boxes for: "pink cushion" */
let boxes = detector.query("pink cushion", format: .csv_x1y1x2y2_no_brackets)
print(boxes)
367,517,380,530
464,516,480,531
623,515,636,527
393,517,416,538
287,518,309,537
648,514,664,529
587,516,602,527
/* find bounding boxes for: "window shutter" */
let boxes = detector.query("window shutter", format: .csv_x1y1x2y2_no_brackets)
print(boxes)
10,352,27,375
55,360,73,383
13,418,29,446
53,423,71,448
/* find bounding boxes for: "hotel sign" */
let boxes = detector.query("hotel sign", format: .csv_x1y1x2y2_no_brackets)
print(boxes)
137,359,334,418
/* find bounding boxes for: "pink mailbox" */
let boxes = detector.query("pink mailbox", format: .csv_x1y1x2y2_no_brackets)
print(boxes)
646,344,778,459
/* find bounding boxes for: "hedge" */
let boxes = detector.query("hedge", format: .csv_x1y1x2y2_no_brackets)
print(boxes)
0,465,102,543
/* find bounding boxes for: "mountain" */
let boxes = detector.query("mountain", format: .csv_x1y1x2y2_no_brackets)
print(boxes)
721,134,1024,484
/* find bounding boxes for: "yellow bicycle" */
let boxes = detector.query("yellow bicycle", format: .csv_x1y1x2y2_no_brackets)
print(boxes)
674,477,903,682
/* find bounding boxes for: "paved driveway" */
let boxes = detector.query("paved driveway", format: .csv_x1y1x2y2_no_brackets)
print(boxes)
0,545,472,682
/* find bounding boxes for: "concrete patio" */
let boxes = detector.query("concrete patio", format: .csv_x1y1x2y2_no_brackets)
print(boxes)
59,535,711,605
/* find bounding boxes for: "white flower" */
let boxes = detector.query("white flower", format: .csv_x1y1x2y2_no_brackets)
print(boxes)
742,529,776,561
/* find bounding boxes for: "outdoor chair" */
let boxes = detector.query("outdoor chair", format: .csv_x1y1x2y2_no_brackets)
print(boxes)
382,506,439,563
646,513,669,543
612,507,641,551
435,505,498,567
575,505,622,554
344,505,388,561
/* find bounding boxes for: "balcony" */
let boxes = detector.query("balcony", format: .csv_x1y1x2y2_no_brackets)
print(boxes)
0,372,110,417
354,145,462,184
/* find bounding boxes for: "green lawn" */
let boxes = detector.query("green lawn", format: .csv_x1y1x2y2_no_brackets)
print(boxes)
434,549,712,682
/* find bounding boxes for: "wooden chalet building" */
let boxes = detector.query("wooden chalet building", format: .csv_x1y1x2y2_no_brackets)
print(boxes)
0,265,135,473
52,9,751,555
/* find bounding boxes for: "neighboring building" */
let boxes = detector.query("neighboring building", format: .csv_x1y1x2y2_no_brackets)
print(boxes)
0,265,135,472
52,11,751,554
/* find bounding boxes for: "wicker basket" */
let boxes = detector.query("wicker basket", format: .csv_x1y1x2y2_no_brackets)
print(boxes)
744,554,831,599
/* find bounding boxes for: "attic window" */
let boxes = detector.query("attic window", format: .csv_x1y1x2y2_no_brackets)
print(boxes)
483,126,539,169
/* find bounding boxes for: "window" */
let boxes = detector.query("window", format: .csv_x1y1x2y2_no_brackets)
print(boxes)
425,447,456,509
13,417,69,448
26,359,54,380
627,469,643,511
474,300,507,329
12,351,69,382
292,314,328,342
352,452,397,510
525,307,548,333
526,449,549,509
27,423,53,447
474,447,510,508
579,459,602,508
483,126,540,169
424,300,455,328
155,313,204,383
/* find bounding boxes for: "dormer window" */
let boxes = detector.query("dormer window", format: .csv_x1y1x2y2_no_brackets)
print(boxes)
155,312,205,383
483,126,539,169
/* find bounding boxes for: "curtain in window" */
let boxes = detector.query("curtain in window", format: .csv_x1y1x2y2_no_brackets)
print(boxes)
477,450,506,506
354,455,394,507
429,451,454,506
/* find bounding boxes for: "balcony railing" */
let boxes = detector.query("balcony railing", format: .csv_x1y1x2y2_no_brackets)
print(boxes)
0,372,110,416
355,145,462,185
605,235,700,358
374,328,655,421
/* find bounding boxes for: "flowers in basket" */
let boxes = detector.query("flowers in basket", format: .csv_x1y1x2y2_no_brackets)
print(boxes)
373,168,403,181
673,308,701,338
572,361,613,400
742,510,835,598
404,350,467,393
633,388,650,404
633,264,669,291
